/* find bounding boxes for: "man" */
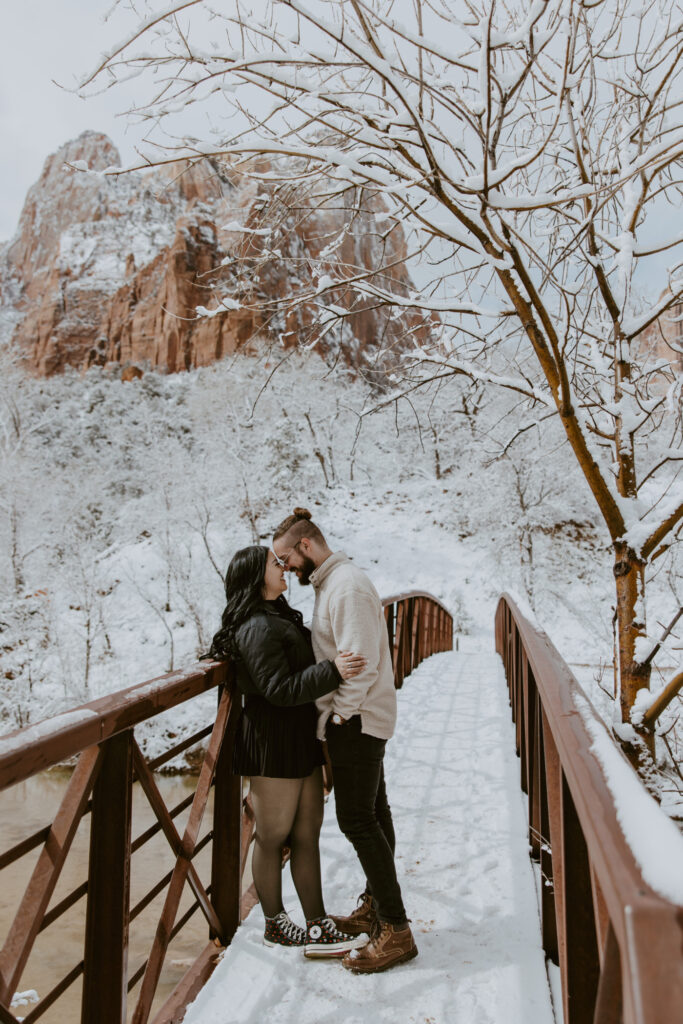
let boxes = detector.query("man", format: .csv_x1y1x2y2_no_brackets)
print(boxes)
273,507,418,974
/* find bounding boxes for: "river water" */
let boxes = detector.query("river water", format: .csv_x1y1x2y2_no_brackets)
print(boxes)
1,770,223,1023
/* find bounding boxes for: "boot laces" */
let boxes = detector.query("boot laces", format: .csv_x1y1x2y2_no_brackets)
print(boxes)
359,891,374,912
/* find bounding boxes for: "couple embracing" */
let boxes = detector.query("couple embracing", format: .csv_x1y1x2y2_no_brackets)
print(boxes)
206,508,417,974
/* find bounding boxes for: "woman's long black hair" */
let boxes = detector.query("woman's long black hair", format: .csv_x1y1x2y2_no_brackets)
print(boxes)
204,545,272,661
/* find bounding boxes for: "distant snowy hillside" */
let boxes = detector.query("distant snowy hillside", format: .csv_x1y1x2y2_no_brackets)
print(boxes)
0,347,680,812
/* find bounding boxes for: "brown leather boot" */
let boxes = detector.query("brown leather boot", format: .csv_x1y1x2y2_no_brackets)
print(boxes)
341,920,418,973
330,891,377,937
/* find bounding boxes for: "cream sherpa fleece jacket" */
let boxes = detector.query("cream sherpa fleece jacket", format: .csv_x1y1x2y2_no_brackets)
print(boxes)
310,552,396,740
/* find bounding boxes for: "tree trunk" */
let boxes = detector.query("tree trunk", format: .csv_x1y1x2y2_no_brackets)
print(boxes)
519,527,534,608
10,504,24,597
430,425,442,480
84,612,92,692
612,351,655,747
613,543,650,721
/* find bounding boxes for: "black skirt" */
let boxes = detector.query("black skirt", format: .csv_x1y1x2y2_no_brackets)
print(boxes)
232,694,325,779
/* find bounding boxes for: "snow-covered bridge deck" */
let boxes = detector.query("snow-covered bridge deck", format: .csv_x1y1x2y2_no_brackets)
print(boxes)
184,650,556,1024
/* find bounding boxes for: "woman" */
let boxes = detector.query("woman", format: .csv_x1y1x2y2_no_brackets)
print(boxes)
206,545,367,957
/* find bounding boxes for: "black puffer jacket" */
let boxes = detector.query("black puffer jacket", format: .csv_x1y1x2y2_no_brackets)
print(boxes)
234,600,341,705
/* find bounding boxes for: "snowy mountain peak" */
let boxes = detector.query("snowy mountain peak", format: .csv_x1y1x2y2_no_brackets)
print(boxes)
0,133,424,376
7,132,122,281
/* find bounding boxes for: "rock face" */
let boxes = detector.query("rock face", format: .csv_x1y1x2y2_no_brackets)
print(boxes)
0,132,426,376
641,293,683,371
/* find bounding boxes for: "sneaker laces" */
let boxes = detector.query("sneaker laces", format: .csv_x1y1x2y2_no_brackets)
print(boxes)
274,912,305,943
308,916,353,941
324,916,349,940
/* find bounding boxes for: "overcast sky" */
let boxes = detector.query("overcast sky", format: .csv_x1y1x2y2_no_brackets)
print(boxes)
0,0,159,241
1,1,678,292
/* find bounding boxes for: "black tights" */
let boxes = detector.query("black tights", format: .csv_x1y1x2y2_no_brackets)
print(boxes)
249,767,325,921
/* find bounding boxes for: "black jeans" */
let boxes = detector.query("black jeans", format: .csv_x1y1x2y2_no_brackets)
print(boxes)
326,715,407,925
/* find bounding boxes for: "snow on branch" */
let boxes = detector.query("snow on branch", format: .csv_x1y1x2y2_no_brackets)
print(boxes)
84,0,683,568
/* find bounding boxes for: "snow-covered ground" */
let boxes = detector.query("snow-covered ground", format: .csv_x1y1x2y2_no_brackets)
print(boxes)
0,353,613,730
0,353,681,810
184,650,557,1024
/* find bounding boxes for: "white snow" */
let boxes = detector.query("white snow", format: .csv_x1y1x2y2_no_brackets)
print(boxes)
195,298,242,318
10,990,38,1008
0,708,99,756
575,694,683,905
315,274,335,293
184,650,555,1024
630,686,656,726
0,351,675,773
221,221,271,236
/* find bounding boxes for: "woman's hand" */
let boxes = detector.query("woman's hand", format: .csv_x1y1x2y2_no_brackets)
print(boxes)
334,651,367,680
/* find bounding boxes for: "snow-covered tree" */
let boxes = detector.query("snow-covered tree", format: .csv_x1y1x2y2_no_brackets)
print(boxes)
84,0,683,721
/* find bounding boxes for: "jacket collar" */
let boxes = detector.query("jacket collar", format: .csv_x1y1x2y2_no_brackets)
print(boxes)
310,551,350,590
259,599,290,619
259,598,304,624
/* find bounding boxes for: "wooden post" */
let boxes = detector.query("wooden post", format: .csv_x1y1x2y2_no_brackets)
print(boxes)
411,598,420,668
560,772,600,1024
404,601,412,675
210,684,242,945
592,923,622,1024
519,653,529,795
82,731,133,1024
421,599,428,659
385,603,395,656
527,671,540,857
541,709,560,966
394,603,405,687
510,626,518,726
514,629,523,756
408,598,417,672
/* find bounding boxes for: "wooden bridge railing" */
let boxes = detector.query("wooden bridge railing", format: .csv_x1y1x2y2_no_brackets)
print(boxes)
495,593,683,1024
0,590,452,1024
384,590,453,687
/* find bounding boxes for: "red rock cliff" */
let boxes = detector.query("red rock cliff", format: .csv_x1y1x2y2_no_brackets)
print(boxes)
0,132,427,375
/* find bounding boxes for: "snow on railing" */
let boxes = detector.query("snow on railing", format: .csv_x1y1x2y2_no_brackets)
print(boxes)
495,594,683,1024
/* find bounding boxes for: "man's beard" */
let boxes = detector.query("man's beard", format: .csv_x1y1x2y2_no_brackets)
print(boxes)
295,555,317,586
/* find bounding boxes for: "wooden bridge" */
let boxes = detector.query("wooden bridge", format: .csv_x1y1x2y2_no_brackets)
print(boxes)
0,593,681,1024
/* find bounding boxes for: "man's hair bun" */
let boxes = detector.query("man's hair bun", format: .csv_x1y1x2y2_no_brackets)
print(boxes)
273,506,322,542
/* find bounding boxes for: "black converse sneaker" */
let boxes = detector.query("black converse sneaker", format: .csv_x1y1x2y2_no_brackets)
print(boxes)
304,916,367,958
263,911,306,947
